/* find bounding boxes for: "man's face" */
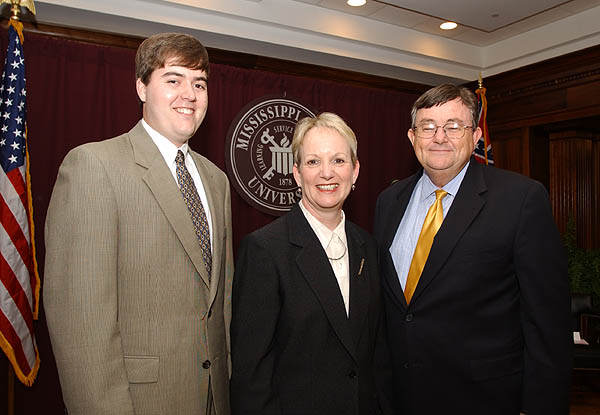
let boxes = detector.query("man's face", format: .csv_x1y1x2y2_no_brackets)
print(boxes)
136,58,208,147
408,97,481,186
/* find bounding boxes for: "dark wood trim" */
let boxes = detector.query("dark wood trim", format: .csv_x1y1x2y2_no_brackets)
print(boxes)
465,44,600,129
19,21,144,49
488,105,600,130
467,44,600,100
13,21,429,94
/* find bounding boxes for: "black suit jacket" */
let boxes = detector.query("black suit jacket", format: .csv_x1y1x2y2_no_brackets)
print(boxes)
231,204,391,415
373,159,572,415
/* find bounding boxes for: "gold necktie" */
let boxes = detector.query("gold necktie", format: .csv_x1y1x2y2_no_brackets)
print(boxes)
404,189,448,304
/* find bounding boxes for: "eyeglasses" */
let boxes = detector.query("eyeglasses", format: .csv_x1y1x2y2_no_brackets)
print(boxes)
413,122,473,139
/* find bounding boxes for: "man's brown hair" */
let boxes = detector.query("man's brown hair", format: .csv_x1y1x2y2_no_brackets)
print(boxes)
135,33,209,85
411,83,478,128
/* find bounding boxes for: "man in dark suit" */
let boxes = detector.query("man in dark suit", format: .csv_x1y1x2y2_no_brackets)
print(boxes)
373,84,571,414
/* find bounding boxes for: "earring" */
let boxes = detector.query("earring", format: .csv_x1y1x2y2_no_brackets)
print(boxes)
352,184,356,191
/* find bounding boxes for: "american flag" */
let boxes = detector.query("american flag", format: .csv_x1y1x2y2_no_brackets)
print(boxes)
473,85,494,165
0,20,40,386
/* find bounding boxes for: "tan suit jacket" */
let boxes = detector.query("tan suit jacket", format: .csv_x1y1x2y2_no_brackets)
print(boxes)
44,121,233,415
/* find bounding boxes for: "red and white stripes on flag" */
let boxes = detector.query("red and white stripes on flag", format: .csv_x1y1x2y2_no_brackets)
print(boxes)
0,19,40,386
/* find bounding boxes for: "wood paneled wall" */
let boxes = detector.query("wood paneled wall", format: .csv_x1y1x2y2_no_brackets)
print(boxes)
549,131,594,247
470,45,600,248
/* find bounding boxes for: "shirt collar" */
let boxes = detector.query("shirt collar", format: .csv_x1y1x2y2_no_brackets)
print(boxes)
299,200,347,252
142,119,189,164
420,160,470,201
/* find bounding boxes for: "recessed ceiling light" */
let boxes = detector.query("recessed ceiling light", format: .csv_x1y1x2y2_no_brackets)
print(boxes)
347,0,366,6
440,22,458,30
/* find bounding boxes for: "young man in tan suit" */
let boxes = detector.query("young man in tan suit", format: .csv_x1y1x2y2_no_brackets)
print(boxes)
44,33,233,415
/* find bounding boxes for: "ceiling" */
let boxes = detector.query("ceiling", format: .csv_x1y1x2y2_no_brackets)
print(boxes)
298,0,599,43
32,0,600,85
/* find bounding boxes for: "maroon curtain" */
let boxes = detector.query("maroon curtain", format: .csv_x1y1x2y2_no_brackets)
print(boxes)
0,31,420,414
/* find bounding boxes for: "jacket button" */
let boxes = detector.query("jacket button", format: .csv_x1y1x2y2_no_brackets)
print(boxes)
202,360,211,369
348,370,357,379
405,313,413,322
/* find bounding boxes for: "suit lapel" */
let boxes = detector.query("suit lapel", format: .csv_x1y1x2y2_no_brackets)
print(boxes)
347,223,369,347
129,122,211,289
382,172,421,310
290,205,357,361
410,161,487,304
381,174,421,250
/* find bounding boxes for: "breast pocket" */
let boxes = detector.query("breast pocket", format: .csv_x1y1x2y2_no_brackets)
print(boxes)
124,355,160,384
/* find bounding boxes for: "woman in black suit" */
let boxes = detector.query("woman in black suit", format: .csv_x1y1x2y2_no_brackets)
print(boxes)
230,112,390,415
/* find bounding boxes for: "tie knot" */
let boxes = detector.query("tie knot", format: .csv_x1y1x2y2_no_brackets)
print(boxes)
175,150,185,167
434,189,448,200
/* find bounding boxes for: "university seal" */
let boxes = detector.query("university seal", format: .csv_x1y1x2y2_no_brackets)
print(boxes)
225,96,316,216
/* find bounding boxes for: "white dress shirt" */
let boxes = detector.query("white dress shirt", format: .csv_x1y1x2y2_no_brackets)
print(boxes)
299,200,350,316
389,162,470,289
142,119,213,252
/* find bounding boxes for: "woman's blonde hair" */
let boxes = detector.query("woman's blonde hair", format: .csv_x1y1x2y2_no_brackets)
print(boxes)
292,112,358,166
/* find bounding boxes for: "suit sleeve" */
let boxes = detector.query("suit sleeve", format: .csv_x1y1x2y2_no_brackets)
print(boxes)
43,146,135,415
373,289,394,415
230,234,282,415
515,181,572,414
222,178,234,376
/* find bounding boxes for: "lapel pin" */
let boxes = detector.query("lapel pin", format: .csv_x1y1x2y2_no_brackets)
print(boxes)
358,258,365,276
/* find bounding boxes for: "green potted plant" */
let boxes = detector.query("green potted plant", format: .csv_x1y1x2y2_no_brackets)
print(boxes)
564,217,600,306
